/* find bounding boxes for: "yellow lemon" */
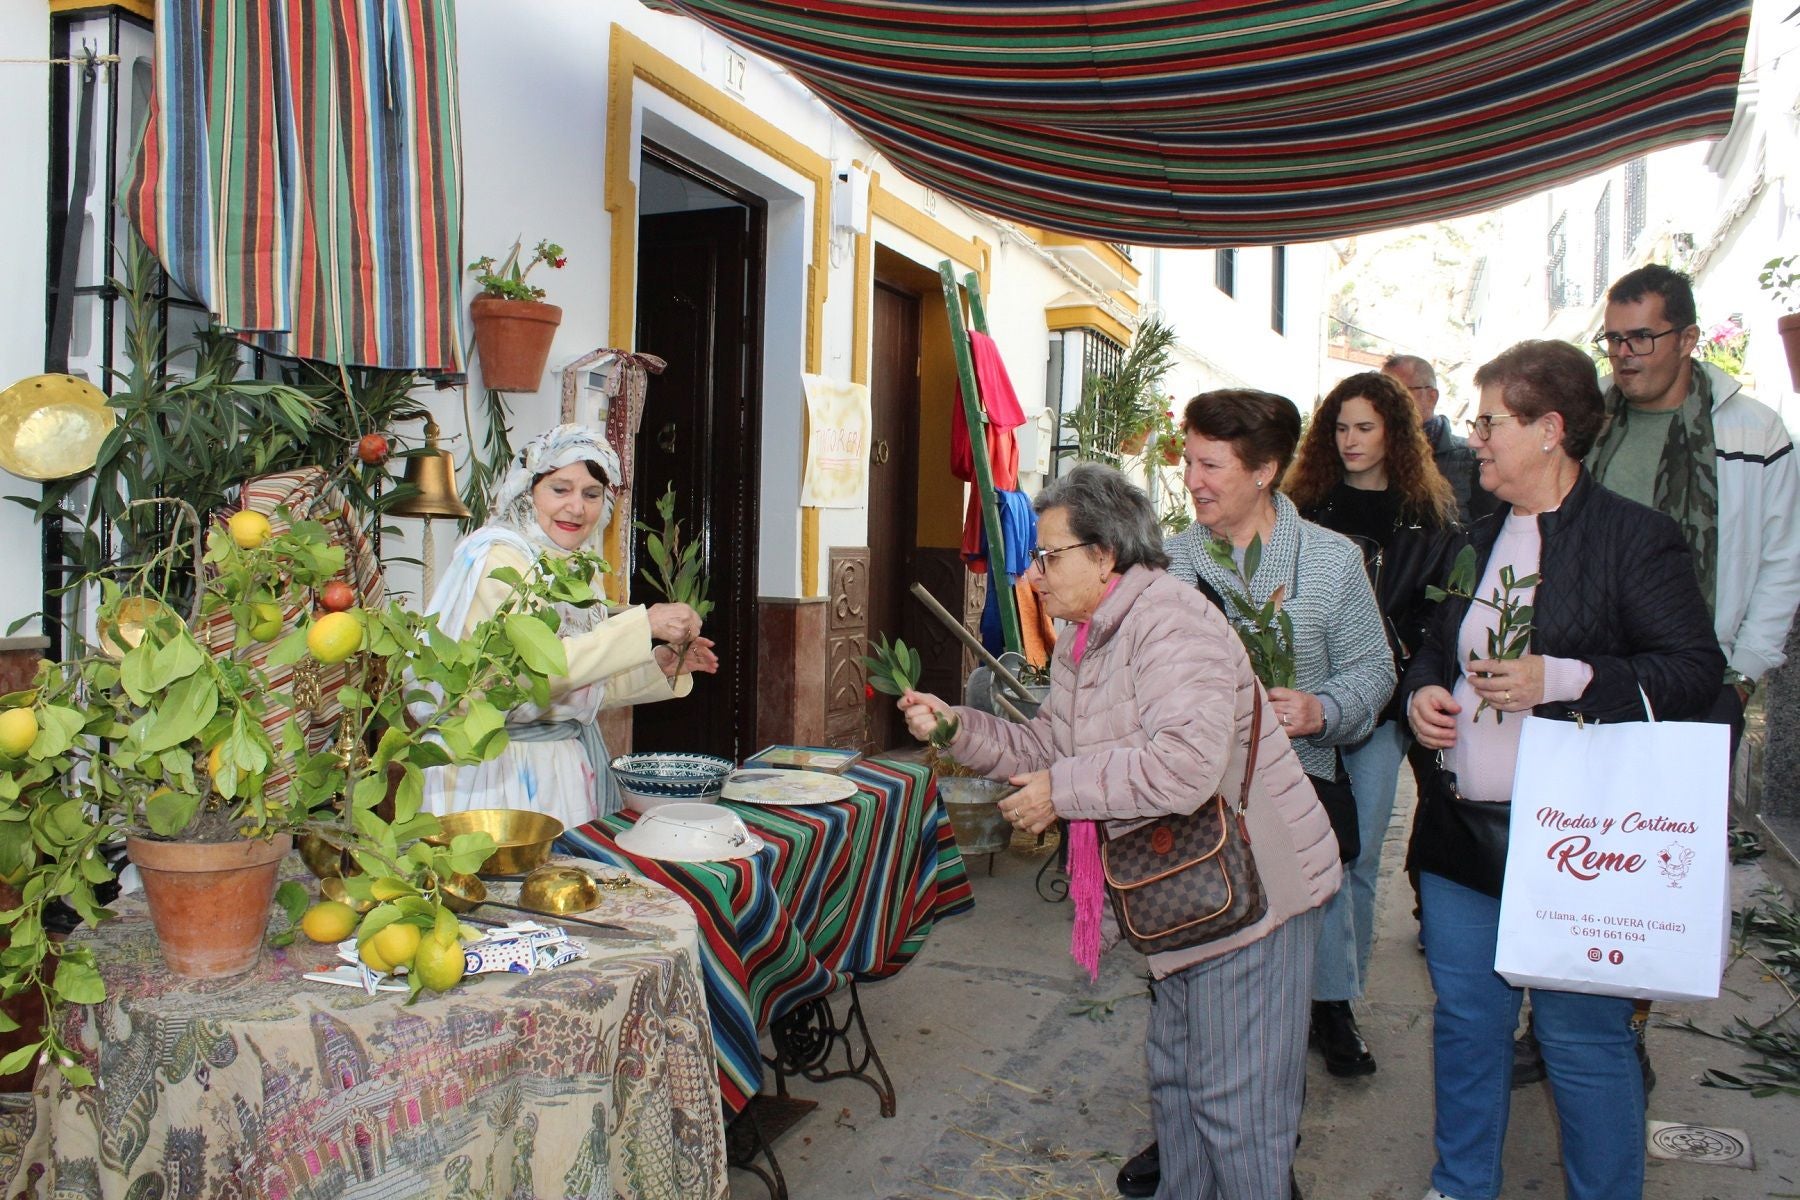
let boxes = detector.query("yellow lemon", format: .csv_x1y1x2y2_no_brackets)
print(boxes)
413,935,467,992
306,611,363,664
300,900,359,943
227,510,272,549
246,602,284,642
0,707,38,757
367,921,421,970
207,744,225,778
358,938,394,974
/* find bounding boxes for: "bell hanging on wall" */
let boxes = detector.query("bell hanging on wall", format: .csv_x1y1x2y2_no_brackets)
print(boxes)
389,418,472,519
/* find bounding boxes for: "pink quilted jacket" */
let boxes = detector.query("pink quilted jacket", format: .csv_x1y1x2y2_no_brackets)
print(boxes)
950,565,1342,977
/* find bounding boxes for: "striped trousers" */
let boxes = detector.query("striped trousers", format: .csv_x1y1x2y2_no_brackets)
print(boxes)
1147,905,1321,1200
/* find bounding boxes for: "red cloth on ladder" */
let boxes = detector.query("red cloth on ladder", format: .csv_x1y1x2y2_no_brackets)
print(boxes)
953,330,1026,566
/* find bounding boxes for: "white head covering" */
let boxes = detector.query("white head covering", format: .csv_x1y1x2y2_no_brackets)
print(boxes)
489,423,623,554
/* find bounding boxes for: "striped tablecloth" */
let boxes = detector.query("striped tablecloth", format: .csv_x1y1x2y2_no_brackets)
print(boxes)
558,757,975,1116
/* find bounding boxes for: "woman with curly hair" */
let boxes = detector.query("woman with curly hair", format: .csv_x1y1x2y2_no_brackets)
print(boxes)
1285,371,1464,1072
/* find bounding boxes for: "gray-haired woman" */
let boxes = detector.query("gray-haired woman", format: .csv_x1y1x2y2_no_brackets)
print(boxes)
897,463,1341,1199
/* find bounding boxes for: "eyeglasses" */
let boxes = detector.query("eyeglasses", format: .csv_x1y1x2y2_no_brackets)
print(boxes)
1591,327,1685,356
1029,542,1095,572
1465,413,1525,439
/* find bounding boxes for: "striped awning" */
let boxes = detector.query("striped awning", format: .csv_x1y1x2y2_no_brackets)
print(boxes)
125,0,464,373
647,0,1752,247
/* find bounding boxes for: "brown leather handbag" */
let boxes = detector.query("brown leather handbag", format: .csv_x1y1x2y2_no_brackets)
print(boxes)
1099,681,1267,955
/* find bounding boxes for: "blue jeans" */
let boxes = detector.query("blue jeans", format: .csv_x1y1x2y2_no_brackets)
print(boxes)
1313,720,1406,1000
1419,872,1645,1200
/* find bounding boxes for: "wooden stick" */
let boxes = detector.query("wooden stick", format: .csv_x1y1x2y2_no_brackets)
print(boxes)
909,583,1039,710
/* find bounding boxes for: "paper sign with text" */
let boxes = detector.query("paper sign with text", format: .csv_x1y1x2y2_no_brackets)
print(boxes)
800,375,871,508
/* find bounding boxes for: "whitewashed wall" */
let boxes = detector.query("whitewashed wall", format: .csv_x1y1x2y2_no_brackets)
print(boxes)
0,2,51,634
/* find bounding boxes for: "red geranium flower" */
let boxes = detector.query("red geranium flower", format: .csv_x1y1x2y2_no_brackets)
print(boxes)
864,684,875,700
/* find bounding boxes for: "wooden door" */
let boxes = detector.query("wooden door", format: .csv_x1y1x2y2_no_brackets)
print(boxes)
865,282,922,750
629,203,763,761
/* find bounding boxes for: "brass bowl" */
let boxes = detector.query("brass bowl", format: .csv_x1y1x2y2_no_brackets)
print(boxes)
297,833,349,880
423,809,564,876
319,876,375,913
97,596,178,660
438,872,488,914
517,865,601,916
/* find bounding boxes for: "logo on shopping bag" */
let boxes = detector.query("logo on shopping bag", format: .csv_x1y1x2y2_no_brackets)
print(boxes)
1586,948,1603,962
1608,949,1624,965
1657,841,1694,888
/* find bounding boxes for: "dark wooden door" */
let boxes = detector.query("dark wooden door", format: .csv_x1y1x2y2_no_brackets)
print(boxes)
865,282,921,750
629,204,763,761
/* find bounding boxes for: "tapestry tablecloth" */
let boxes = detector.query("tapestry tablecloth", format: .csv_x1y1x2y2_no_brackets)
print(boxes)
1,864,726,1200
558,757,975,1116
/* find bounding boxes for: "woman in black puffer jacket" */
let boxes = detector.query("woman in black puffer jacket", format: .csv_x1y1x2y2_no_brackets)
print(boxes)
1401,340,1722,1200
1285,370,1464,1075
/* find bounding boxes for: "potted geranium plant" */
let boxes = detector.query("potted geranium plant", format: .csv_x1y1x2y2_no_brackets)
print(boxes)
0,502,602,1083
468,237,567,391
1760,255,1799,390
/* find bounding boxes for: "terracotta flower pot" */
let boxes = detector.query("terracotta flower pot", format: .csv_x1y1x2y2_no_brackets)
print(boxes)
126,833,292,978
1779,312,1800,392
1119,428,1150,455
1161,442,1182,466
470,296,563,392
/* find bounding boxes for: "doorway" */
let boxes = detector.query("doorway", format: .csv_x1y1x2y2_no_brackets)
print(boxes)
628,146,765,761
864,281,923,749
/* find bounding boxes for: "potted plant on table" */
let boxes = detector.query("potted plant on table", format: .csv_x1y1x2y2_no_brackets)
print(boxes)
1760,255,1800,391
468,237,567,392
0,504,605,1083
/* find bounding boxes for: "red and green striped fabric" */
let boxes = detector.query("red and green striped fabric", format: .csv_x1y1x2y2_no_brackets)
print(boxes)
125,0,464,372
645,0,1751,246
560,758,975,1116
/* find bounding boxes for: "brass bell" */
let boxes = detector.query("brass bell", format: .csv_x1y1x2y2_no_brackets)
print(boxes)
389,418,472,519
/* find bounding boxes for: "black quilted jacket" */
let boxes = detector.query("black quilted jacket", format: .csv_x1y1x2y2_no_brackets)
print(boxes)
1400,469,1724,725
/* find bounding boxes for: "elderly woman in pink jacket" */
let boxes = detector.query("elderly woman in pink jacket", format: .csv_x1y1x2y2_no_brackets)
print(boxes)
899,463,1341,1200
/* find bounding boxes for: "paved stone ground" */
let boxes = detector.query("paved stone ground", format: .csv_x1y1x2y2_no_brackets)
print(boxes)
732,776,1800,1200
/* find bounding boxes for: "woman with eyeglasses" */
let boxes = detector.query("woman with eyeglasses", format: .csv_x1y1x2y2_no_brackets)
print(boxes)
1403,341,1721,1200
1103,389,1393,1199
895,463,1341,1200
1283,371,1465,1072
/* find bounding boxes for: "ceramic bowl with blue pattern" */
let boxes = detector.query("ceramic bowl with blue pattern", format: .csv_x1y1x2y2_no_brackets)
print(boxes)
611,752,735,813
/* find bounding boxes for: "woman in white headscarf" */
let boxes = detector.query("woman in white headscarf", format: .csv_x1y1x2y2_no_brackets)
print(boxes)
420,423,717,828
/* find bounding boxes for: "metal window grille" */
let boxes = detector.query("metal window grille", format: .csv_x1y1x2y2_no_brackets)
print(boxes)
1624,159,1647,252
1547,213,1570,311
1593,184,1612,304
1270,246,1287,335
1215,248,1237,296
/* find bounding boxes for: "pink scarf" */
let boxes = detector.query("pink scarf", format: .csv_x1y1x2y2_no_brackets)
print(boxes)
1065,578,1118,981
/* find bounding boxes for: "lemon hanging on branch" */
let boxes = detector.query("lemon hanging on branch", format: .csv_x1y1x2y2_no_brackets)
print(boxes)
634,484,714,688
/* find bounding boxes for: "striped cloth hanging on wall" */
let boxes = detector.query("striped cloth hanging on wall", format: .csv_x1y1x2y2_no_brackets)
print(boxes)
125,0,464,373
644,0,1753,247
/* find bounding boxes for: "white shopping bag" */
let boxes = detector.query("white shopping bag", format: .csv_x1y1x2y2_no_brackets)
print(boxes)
1494,710,1730,1001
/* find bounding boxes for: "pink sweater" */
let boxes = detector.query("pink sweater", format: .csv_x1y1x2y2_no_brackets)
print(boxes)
1446,511,1593,803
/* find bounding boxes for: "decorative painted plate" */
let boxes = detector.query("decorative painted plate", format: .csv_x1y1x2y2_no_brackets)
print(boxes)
720,769,860,806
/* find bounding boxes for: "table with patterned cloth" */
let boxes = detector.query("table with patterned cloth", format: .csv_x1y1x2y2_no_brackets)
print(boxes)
0,864,727,1200
558,757,975,1116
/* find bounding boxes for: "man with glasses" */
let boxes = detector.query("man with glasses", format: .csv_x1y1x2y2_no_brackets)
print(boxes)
1383,353,1498,524
1510,263,1800,1093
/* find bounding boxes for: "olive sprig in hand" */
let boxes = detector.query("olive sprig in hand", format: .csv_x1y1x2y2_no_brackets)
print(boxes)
634,484,713,688
862,633,957,748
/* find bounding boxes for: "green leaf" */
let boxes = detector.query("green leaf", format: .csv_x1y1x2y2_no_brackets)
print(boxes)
503,612,566,677
274,880,309,927
137,671,219,753
52,957,105,1005
265,628,309,669
1243,534,1262,582
0,1042,43,1077
146,789,200,837
30,706,86,759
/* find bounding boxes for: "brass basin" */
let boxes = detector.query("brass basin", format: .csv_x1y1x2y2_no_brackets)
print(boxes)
319,876,375,913
97,596,177,660
423,809,564,876
438,872,488,914
517,865,601,916
297,833,351,880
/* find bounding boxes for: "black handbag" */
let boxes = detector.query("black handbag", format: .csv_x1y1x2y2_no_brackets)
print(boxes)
1405,763,1510,898
1307,758,1361,864
1099,682,1267,956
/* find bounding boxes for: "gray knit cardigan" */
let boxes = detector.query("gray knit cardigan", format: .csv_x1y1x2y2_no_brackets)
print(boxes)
1165,492,1395,778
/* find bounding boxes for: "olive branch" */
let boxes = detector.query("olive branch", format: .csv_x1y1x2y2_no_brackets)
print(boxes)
1424,544,1536,723
1204,534,1296,689
633,484,713,688
861,633,958,752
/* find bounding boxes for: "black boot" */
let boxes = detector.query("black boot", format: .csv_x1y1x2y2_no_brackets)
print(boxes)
1310,1000,1376,1076
1115,1140,1159,1198
1511,1025,1546,1089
